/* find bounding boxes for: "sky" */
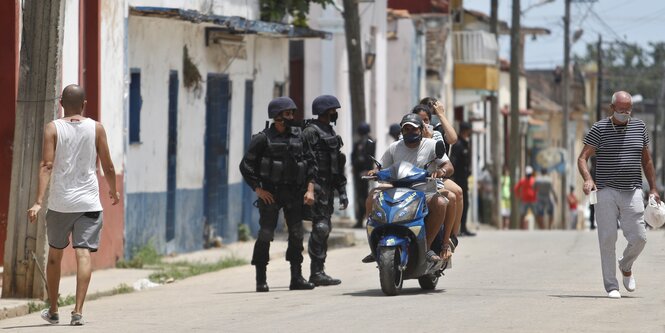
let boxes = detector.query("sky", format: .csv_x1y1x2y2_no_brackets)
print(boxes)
463,0,665,69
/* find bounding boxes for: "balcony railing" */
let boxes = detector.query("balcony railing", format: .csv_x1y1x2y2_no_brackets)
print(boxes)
452,31,498,65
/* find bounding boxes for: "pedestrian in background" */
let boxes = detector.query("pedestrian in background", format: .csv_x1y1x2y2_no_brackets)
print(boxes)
534,168,557,229
239,96,316,292
28,85,119,326
567,186,579,230
578,91,661,299
514,166,537,230
450,122,475,236
501,166,511,229
351,122,375,228
389,123,401,142
303,95,347,286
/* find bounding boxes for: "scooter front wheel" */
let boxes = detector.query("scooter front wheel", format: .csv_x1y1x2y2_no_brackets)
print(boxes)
378,247,403,296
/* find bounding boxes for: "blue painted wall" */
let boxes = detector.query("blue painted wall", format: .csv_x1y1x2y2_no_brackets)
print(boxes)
125,188,204,259
124,184,257,259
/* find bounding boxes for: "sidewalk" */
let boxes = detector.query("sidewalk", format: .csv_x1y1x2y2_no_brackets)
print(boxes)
0,227,356,321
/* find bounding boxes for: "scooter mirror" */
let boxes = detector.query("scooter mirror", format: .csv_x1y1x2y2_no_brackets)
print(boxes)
370,155,382,169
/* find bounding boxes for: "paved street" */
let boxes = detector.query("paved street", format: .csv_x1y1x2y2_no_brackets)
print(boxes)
1,230,664,332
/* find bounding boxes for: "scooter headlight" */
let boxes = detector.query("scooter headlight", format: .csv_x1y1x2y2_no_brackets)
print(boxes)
370,197,388,224
392,198,421,224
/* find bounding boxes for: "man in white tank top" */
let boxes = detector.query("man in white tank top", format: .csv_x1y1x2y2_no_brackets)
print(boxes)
27,84,119,326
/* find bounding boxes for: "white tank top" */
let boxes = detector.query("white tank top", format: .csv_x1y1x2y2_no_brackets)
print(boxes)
48,118,103,212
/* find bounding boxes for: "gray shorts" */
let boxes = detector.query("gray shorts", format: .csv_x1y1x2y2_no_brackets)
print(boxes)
45,209,103,252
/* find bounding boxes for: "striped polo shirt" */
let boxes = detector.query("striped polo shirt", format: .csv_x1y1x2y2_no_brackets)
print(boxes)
582,117,649,191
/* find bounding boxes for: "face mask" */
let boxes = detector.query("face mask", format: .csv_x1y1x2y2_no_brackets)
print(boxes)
613,112,630,123
403,132,422,144
329,112,338,124
284,119,300,129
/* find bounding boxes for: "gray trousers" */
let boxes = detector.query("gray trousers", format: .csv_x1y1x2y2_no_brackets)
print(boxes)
595,188,647,292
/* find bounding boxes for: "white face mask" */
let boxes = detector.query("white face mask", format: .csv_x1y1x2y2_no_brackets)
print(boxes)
613,112,630,123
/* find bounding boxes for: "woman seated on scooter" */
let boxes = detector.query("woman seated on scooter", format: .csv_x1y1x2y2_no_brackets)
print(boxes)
363,113,455,263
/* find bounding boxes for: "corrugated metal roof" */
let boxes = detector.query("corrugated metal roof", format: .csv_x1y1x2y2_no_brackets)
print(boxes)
129,6,332,40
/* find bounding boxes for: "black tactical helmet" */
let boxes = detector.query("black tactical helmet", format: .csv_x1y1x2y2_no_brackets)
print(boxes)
268,96,297,119
312,95,341,115
400,113,423,129
357,122,370,135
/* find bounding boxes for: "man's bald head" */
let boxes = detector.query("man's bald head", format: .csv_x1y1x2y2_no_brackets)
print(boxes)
61,84,86,113
611,91,632,108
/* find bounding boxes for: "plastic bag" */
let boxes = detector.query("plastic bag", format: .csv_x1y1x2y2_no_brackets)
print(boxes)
644,195,665,229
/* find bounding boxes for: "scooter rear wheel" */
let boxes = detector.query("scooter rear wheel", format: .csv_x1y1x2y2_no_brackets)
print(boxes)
378,247,403,296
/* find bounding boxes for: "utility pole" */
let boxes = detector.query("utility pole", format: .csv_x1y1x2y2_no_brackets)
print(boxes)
657,63,665,189
490,0,501,229
560,0,571,230
509,0,521,229
2,0,64,299
596,35,602,122
342,0,366,133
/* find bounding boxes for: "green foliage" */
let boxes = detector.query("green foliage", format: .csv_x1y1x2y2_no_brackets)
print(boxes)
116,241,161,268
237,223,252,242
148,257,247,283
576,41,665,101
260,0,335,27
111,283,134,295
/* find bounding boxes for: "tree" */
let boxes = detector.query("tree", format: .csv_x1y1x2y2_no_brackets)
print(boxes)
575,41,665,101
260,0,335,27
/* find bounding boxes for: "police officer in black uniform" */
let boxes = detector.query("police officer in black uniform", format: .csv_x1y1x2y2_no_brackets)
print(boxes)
303,95,348,286
239,96,317,292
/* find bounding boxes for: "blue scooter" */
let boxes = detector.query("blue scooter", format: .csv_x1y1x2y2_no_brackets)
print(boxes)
363,141,447,296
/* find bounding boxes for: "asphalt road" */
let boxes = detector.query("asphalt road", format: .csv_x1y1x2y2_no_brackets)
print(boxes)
1,230,664,332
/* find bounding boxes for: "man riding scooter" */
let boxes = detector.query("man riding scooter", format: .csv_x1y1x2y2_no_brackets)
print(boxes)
363,113,455,263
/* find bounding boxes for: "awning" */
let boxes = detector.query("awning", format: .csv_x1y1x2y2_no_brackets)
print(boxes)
129,6,332,40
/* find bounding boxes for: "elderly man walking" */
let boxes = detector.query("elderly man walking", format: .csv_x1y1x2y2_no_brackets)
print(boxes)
578,91,661,299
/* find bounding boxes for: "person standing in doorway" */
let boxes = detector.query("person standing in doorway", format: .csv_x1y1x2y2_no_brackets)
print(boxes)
351,122,375,228
27,85,120,326
578,91,661,299
450,122,475,236
239,96,317,292
303,95,348,286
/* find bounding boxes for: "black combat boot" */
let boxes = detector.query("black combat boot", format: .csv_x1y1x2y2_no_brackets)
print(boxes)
255,265,269,292
289,263,315,290
309,261,341,286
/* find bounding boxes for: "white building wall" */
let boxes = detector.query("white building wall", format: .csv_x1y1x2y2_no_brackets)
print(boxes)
386,18,416,138
62,0,79,91
127,16,288,193
101,0,127,172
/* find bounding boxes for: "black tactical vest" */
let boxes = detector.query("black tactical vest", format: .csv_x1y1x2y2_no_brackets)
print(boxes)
307,122,343,182
258,127,307,186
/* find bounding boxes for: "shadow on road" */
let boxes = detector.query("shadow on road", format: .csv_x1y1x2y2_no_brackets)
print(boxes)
548,294,641,299
343,288,446,297
2,324,58,329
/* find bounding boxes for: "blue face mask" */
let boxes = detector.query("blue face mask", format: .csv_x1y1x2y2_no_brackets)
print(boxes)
613,112,630,123
403,132,422,144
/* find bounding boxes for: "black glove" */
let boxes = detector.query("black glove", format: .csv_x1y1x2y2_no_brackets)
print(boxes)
339,193,349,210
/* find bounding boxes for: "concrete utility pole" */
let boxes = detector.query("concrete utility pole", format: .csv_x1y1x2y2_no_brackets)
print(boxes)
596,35,603,123
509,0,521,229
2,0,65,299
342,0,367,132
658,63,665,189
561,0,571,230
490,0,501,229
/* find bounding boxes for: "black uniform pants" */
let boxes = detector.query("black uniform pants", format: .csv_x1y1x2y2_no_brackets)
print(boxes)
308,183,335,265
353,174,369,225
457,180,470,233
251,187,305,267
